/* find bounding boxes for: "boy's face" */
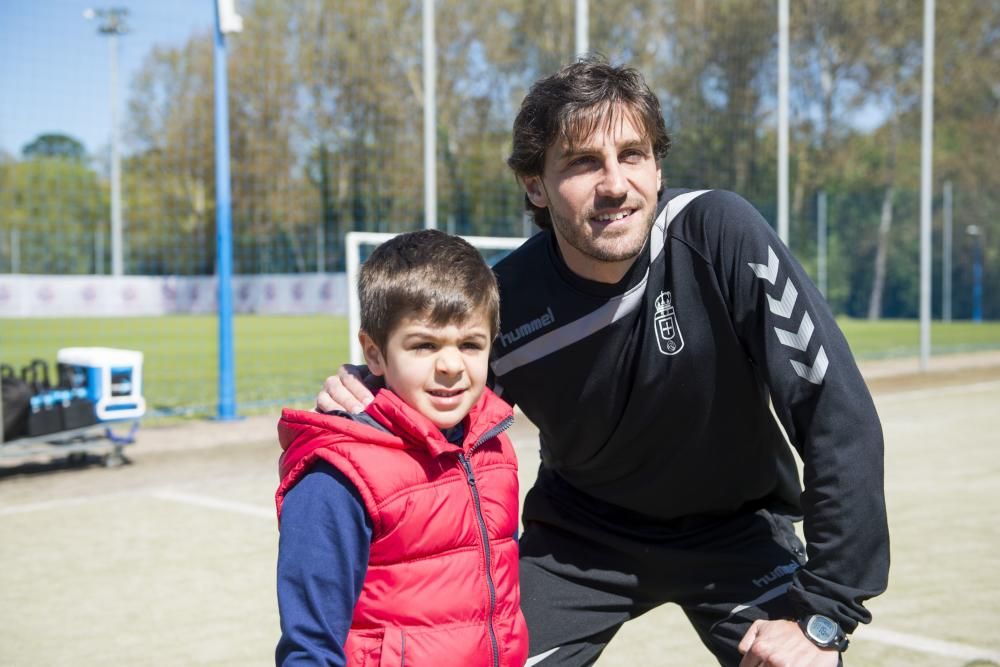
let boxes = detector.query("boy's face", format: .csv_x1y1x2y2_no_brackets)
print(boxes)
360,313,492,430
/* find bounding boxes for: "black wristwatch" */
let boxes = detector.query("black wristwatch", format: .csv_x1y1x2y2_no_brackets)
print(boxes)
798,614,849,652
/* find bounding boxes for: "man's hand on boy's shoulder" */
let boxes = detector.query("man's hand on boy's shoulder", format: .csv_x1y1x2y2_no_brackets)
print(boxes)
315,364,379,414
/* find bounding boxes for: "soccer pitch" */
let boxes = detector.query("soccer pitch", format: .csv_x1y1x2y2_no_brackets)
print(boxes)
0,315,349,417
0,363,998,665
837,319,1000,359
1,315,998,418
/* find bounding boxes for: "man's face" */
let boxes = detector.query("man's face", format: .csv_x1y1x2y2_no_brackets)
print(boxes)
522,107,662,283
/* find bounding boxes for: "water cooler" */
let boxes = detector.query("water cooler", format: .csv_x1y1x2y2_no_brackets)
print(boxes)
56,347,146,422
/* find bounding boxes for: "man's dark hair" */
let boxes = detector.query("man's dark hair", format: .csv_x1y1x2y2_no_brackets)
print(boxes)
359,229,500,351
507,56,671,229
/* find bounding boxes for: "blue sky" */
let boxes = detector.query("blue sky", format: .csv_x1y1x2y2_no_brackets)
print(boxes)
0,0,217,158
1,1,894,161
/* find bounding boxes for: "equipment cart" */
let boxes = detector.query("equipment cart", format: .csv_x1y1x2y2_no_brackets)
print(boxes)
0,421,139,468
1,347,144,469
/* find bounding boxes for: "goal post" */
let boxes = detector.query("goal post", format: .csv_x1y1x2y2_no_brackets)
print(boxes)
345,231,528,364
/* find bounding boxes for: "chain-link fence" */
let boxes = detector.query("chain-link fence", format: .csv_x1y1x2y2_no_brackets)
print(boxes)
2,0,997,419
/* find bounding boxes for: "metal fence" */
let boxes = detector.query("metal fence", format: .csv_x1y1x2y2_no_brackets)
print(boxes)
1,0,997,419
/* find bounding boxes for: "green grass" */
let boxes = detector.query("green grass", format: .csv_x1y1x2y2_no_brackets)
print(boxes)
1,315,350,418
2,315,997,420
837,317,1000,359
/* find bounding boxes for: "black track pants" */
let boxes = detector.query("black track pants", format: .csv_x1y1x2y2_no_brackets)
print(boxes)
518,477,823,667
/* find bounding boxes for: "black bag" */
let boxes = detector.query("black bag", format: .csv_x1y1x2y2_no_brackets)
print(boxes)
60,390,98,431
56,361,98,430
22,359,53,394
23,359,63,438
2,363,31,441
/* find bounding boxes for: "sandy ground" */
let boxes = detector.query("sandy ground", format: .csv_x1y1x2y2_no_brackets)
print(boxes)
1,350,999,666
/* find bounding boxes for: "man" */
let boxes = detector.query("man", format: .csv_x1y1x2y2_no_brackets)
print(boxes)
319,58,889,666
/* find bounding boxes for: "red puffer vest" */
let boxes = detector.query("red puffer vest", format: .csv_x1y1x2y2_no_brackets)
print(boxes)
276,387,528,667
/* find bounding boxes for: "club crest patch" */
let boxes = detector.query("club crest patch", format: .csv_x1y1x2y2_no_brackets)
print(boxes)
654,291,684,355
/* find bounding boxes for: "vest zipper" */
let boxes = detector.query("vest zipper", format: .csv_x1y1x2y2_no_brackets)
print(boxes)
458,414,512,667
471,415,513,451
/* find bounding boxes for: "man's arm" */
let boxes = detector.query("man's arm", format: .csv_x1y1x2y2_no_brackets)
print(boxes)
276,461,372,666
317,363,507,412
709,192,889,642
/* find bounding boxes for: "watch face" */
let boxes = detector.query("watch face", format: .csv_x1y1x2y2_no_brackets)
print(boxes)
806,615,838,643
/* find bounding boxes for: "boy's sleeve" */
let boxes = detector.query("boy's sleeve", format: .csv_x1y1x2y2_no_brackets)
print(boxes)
276,460,372,666
709,191,889,633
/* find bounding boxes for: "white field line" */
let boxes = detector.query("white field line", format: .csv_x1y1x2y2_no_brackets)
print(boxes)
0,491,138,516
6,457,1000,663
859,626,1000,662
0,488,274,520
875,379,1000,404
148,486,1000,664
148,488,274,519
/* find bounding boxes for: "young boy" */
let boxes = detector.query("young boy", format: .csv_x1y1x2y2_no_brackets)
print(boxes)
274,230,528,667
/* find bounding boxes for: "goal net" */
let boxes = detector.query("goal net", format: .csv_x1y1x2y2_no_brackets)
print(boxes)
345,231,528,364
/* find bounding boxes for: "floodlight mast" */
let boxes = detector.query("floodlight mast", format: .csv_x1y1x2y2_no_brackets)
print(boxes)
575,0,588,56
84,7,129,277
213,0,243,421
966,225,984,323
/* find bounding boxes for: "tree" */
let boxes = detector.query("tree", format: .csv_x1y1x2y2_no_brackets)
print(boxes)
126,36,216,274
613,1,779,208
0,158,107,274
105,0,996,317
852,2,923,319
787,0,871,272
932,0,1000,319
21,133,88,162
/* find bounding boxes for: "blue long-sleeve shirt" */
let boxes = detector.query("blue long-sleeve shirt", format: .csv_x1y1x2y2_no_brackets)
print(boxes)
275,419,466,666
275,461,372,667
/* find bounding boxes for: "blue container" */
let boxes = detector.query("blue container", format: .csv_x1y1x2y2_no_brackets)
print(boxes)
56,348,146,421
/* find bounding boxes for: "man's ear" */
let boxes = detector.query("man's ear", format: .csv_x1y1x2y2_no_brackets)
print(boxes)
359,331,386,377
522,175,549,209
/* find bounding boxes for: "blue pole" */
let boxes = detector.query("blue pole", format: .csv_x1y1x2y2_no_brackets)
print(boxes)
972,238,983,323
214,5,237,420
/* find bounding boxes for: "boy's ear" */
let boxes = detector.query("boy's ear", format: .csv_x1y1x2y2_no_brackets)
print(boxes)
522,175,548,209
359,331,386,376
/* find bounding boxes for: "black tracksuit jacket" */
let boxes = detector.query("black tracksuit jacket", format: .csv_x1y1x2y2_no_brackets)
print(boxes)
490,188,889,632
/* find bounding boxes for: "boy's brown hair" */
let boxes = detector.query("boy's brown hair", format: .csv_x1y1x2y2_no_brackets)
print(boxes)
359,229,500,351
